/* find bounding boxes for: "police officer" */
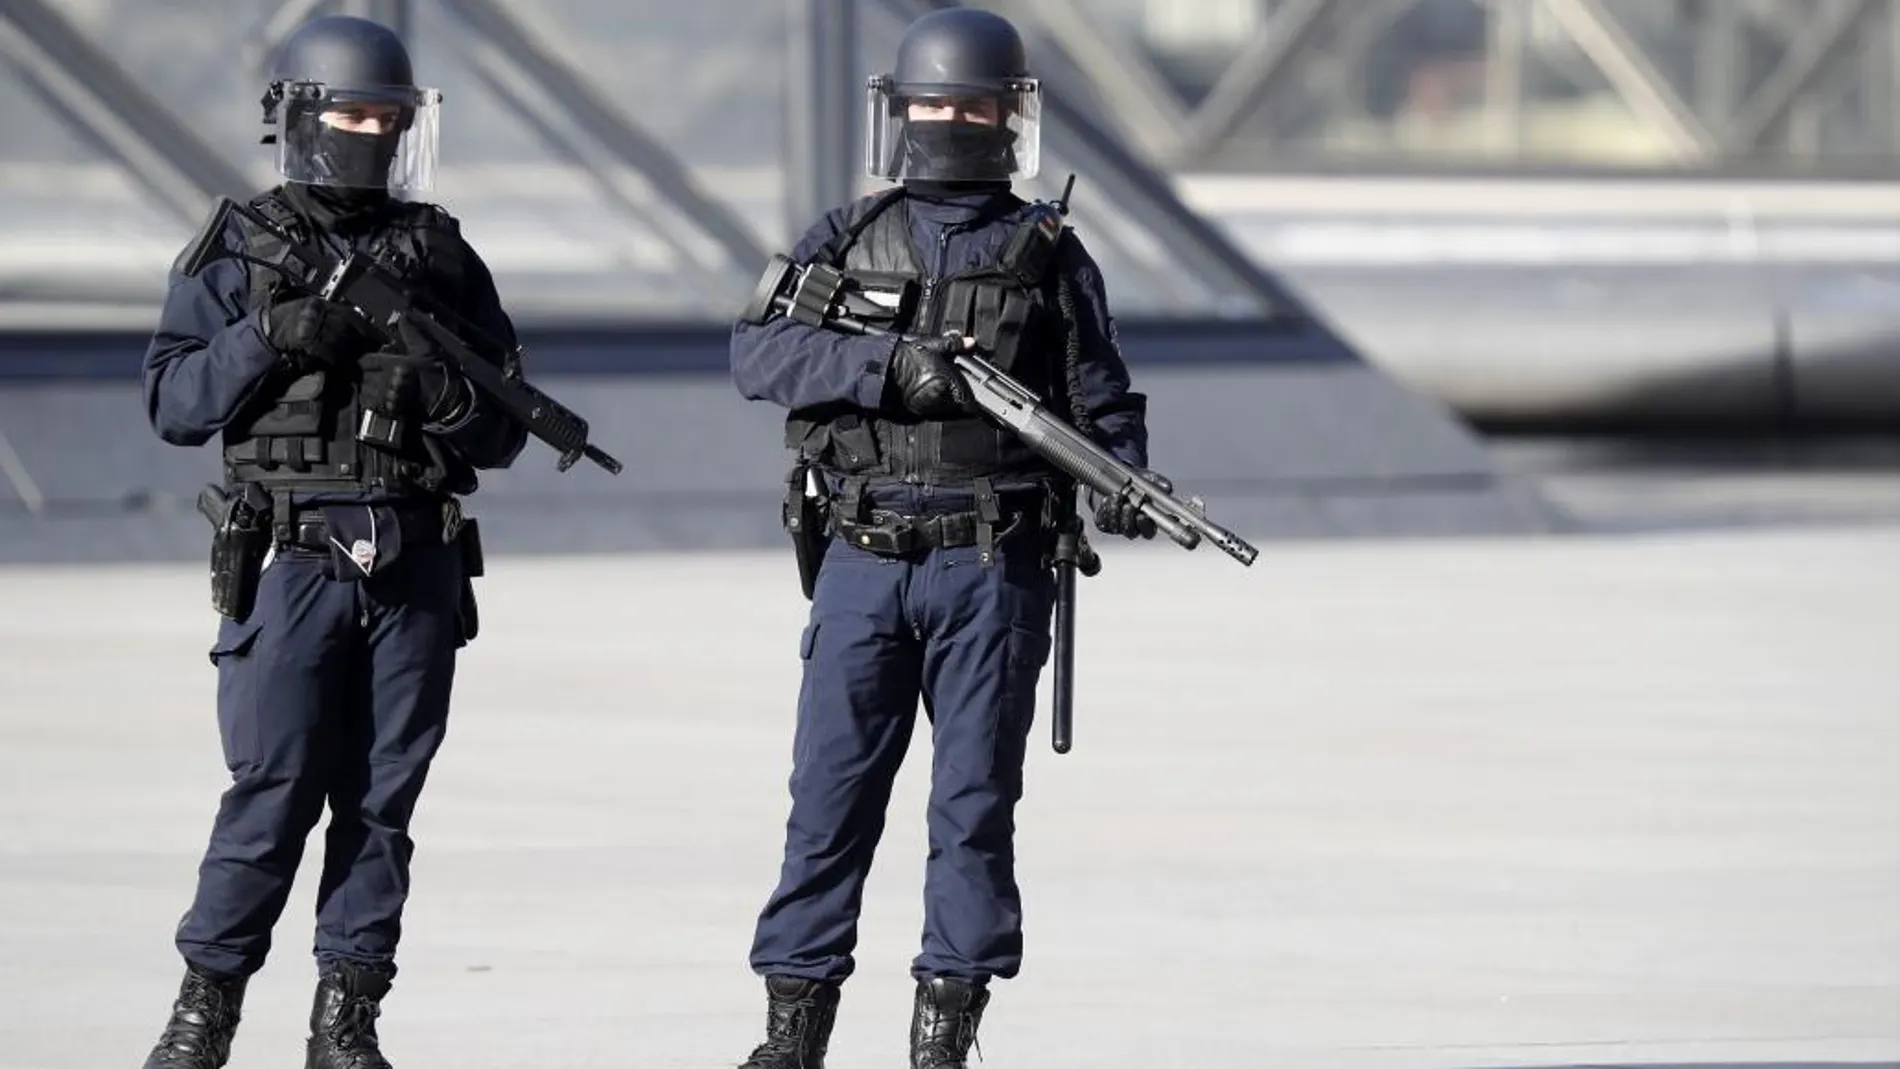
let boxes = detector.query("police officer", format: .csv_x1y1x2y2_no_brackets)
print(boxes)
729,9,1163,1068
137,15,524,1069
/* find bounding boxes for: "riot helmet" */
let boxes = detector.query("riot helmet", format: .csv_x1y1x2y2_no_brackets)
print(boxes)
260,15,441,194
865,9,1041,183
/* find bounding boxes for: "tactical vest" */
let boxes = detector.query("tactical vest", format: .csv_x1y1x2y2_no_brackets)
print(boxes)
783,188,1072,484
220,188,476,501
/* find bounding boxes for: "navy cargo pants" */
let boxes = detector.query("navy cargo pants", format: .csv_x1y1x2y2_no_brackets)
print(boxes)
750,483,1057,985
175,537,466,979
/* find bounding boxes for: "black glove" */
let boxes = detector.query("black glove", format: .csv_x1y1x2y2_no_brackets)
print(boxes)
889,335,973,418
360,370,470,441
359,321,472,427
261,295,374,370
359,352,421,423
394,320,473,425
1090,468,1174,540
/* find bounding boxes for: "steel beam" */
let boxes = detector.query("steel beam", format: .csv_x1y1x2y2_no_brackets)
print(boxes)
443,29,741,301
1169,0,1340,167
1890,1,1900,152
1293,0,1415,134
241,0,333,77
1004,0,1188,163
1861,8,1889,154
0,0,253,224
784,0,860,242
0,424,45,516
1485,0,1530,155
1686,0,1745,129
439,0,771,283
1540,0,1719,162
1726,0,1880,150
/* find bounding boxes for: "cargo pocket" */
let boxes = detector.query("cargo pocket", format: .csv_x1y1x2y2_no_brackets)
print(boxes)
207,617,265,772
1004,623,1053,730
206,616,263,666
791,620,822,769
993,623,1052,794
1008,624,1053,671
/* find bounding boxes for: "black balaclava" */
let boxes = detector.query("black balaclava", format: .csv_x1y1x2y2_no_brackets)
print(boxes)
283,104,400,225
901,117,1018,183
284,179,388,233
315,125,401,188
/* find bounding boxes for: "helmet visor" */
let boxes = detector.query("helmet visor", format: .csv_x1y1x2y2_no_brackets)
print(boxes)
274,81,441,193
864,76,1040,182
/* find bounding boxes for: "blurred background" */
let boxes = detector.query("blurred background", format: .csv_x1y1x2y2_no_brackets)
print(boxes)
2,8,1896,1065
2,0,1899,558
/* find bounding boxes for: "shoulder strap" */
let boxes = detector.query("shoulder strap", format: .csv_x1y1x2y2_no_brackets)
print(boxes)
854,194,926,275
370,200,467,304
813,187,908,266
236,188,303,311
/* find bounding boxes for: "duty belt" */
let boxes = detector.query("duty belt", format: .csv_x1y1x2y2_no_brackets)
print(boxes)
281,499,466,553
832,506,1026,555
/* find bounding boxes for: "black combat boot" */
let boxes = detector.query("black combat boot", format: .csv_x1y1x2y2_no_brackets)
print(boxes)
737,975,841,1069
304,961,396,1069
908,977,989,1069
141,962,248,1069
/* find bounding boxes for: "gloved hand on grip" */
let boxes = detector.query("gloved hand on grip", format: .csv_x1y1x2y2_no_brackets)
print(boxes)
358,353,420,421
889,334,974,418
261,294,376,370
1089,468,1174,540
392,319,472,426
359,321,473,429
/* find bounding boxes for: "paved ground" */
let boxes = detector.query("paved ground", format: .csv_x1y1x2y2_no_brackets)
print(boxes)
1,524,1896,1069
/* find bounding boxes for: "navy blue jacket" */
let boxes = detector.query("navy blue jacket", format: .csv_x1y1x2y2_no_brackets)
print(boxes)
142,196,526,499
731,188,1149,472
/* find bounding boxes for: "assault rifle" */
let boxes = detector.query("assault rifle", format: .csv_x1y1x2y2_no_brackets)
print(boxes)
176,195,622,475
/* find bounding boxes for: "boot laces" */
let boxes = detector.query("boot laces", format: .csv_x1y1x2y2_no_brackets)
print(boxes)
915,1035,984,1069
153,975,236,1060
915,1001,984,1068
320,995,390,1069
741,990,828,1068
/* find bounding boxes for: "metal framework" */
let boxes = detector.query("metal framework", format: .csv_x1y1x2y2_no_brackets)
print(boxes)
872,0,1288,318
438,0,770,294
0,0,253,225
999,0,1900,170
785,0,862,235
1725,0,1882,150
1542,0,1717,161
1,0,1896,324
